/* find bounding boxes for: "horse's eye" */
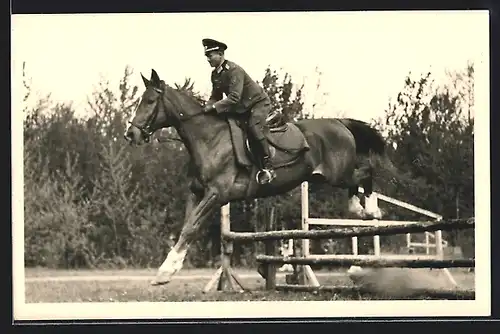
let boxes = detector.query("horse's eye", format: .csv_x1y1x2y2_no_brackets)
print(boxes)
147,99,155,105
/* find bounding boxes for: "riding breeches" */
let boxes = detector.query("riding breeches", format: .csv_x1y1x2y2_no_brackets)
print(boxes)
248,99,271,141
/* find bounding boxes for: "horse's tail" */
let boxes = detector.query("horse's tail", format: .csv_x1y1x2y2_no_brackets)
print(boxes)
338,118,386,156
338,118,414,186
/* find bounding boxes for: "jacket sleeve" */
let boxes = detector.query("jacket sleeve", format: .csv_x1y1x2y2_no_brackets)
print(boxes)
207,82,223,106
213,67,244,113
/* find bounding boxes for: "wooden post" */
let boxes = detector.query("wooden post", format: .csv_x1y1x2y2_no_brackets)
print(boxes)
435,230,443,258
372,194,381,256
203,203,245,293
219,203,233,290
297,182,309,284
296,182,320,287
373,235,381,256
264,206,277,290
425,232,430,255
351,236,358,255
436,227,457,287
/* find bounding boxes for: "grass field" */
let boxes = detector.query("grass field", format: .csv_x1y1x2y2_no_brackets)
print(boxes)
24,267,475,303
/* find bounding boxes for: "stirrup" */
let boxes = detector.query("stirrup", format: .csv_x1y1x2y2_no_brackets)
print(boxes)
256,168,276,185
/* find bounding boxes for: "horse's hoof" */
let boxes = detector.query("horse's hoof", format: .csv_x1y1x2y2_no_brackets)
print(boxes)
150,271,174,286
364,209,382,220
150,278,170,286
347,204,365,218
348,209,366,219
151,281,166,286
151,279,171,286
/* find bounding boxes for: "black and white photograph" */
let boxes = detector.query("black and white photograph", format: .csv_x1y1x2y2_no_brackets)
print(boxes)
12,10,491,320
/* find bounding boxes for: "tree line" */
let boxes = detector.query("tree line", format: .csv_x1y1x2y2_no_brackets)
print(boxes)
22,62,475,269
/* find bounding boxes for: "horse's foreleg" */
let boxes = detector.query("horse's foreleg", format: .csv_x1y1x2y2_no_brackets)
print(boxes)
151,189,219,286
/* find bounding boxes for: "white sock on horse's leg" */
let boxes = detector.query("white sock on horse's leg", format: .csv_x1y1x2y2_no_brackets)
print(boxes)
347,195,364,217
364,194,382,219
159,247,187,272
152,247,188,285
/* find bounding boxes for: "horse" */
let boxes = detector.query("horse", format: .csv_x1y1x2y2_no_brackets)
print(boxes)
124,69,402,286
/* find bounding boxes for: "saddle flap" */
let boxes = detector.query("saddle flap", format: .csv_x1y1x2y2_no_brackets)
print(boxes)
228,118,252,167
227,118,309,169
266,123,309,154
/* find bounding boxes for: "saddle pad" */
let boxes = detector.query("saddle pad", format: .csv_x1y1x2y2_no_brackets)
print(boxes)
227,118,309,169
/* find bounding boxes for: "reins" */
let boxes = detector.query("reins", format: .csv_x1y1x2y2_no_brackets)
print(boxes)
129,85,206,143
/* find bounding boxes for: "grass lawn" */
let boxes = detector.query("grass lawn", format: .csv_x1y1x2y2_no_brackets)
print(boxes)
24,267,475,303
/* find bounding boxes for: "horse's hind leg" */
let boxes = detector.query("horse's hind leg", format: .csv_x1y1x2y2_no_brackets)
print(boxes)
361,169,382,219
346,163,374,218
347,186,365,218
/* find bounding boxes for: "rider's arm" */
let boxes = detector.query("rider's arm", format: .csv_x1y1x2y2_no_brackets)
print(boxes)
213,67,244,114
207,83,223,106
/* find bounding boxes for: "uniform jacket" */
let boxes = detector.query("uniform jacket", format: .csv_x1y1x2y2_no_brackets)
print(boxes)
208,60,269,114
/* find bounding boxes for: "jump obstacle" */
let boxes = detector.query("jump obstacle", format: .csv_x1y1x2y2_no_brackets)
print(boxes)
203,182,475,299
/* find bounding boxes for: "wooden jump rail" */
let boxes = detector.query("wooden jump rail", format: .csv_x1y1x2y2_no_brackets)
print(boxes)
204,205,475,295
255,255,475,268
253,216,475,299
297,182,449,287
203,181,475,299
222,218,474,241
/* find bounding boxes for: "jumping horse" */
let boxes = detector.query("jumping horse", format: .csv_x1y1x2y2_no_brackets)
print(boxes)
125,69,400,286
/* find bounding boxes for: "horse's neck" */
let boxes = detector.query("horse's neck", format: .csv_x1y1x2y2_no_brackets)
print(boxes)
174,112,229,179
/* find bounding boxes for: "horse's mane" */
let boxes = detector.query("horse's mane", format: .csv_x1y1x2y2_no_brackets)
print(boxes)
170,79,206,107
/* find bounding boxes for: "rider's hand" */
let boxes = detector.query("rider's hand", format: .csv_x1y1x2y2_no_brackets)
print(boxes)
203,104,215,113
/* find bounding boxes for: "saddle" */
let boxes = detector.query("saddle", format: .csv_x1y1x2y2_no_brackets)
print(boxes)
227,112,310,170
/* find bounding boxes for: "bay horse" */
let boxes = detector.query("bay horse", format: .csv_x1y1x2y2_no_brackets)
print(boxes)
125,69,399,286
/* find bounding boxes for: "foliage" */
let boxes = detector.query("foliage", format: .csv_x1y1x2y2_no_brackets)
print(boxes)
259,67,307,121
23,62,475,268
373,64,474,255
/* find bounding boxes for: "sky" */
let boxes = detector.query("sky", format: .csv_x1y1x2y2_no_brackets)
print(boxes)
11,10,489,123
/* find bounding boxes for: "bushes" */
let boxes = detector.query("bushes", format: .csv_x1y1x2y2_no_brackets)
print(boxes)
22,63,475,269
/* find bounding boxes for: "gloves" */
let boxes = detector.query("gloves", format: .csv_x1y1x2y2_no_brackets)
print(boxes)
203,104,215,113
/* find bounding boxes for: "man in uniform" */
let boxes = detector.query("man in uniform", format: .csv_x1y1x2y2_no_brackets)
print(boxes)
201,38,276,184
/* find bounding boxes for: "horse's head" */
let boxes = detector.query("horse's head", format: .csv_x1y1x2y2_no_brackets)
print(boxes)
124,69,171,145
125,69,206,145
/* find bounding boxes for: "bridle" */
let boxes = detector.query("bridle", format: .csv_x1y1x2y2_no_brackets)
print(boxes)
128,87,164,143
128,85,209,143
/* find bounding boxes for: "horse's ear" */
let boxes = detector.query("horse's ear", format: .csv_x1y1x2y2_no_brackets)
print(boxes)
141,73,150,87
151,69,161,87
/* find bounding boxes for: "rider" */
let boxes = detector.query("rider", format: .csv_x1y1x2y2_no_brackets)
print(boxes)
201,38,276,184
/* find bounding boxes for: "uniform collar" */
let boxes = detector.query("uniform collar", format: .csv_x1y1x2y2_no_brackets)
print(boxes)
215,60,228,74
